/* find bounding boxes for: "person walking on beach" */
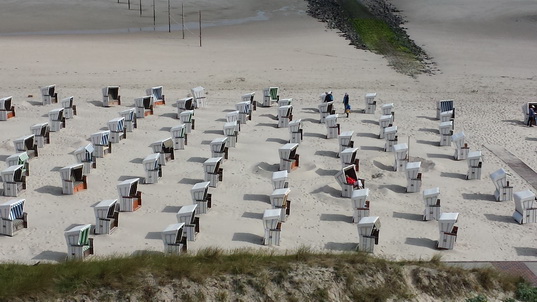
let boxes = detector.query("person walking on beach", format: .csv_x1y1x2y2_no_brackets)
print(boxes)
343,93,350,118
528,105,536,127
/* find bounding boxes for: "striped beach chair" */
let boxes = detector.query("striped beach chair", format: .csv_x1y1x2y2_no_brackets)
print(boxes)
65,224,94,260
0,199,27,236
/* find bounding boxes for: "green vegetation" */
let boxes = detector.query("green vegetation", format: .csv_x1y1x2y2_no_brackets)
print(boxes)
0,247,532,301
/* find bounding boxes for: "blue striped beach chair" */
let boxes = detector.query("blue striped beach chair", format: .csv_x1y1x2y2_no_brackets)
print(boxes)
0,199,27,236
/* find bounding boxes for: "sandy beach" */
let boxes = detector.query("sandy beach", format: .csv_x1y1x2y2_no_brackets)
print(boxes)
0,0,536,264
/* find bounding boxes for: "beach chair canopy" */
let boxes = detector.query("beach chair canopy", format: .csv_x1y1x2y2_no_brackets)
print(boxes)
143,153,161,171
117,178,140,197
147,86,163,100
191,181,210,200
74,144,95,162
242,92,255,102
103,86,120,98
60,163,84,181
490,168,508,188
278,105,292,117
223,121,238,134
384,126,397,135
65,224,91,246
0,96,13,110
210,137,228,152
6,152,29,167
341,148,358,162
41,85,56,97
357,216,380,235
405,162,421,179
177,204,197,224
61,96,74,108
108,117,125,132
468,151,482,160
203,157,222,173
351,188,369,208
14,135,35,151
191,86,205,100
279,143,298,160
48,108,64,120
0,199,25,220
438,99,454,113
289,119,302,130
514,190,536,213
1,165,24,182
94,199,119,219
235,101,251,113
150,138,174,153
135,96,153,109
438,213,459,232
90,131,110,146
177,97,193,110
263,87,279,100
162,223,185,244
171,124,186,137
423,187,440,199
30,123,50,136
180,110,194,122
119,108,136,121
272,171,288,182
263,208,282,230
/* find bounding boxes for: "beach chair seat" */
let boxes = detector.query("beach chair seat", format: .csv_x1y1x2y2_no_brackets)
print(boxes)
191,181,212,214
364,93,377,114
452,132,469,160
89,131,111,158
436,99,454,120
289,119,303,144
147,86,165,106
270,188,291,222
13,135,38,158
191,86,207,108
357,216,380,253
60,163,87,195
392,143,408,172
162,223,188,254
65,224,94,260
177,204,200,241
513,190,537,224
437,213,459,250
242,92,256,110
262,87,279,107
405,162,422,193
179,110,195,133
272,170,289,190
277,105,293,128
203,157,223,188
135,96,154,118
340,148,359,170
210,137,229,160
1,165,26,197
6,152,30,176
378,115,393,139
61,96,77,119
108,117,127,143
48,108,66,132
325,114,340,139
338,131,354,155
119,108,137,132
351,189,370,223
384,126,398,152
102,86,120,107
41,85,58,105
439,121,453,146
0,96,15,120
279,143,299,172
263,208,282,246
170,124,187,150
466,151,483,180
94,199,120,235
236,101,252,124
335,165,365,198
150,138,175,165
0,199,27,236
490,168,513,202
423,187,441,221
223,121,239,147
318,101,335,124
143,153,163,184
117,178,142,212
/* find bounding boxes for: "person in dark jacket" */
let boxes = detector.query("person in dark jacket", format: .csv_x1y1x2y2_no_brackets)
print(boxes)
343,93,350,117
528,105,536,127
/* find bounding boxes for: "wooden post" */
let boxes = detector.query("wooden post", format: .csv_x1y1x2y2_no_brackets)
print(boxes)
199,10,202,47
139,0,142,16
153,0,156,30
408,136,410,160
128,0,131,10
168,0,171,33
182,2,185,39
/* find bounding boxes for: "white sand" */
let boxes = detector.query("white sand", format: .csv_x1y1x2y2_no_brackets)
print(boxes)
0,0,536,264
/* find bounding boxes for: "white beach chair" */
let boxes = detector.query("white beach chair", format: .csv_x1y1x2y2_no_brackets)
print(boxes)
423,187,441,221
143,153,162,184
262,87,279,107
210,137,229,160
89,131,111,158
381,103,394,116
277,105,293,128
0,199,27,236
490,168,513,202
135,96,154,118
48,108,65,132
270,188,291,222
13,135,38,158
340,148,359,170
6,152,29,176
150,138,175,165
318,101,335,124
65,224,94,260
162,223,188,254
102,86,120,107
176,204,199,241
334,165,364,198
405,162,422,193
338,131,354,156
278,143,299,173
357,216,380,253
203,157,223,188
191,181,212,214
439,121,453,146
436,99,454,120
392,143,408,172
108,117,126,143
378,115,393,139
351,188,370,223
94,199,119,235
146,86,165,106
117,178,142,212
41,84,58,105
179,110,195,133
61,96,76,119
263,208,282,246
384,126,398,152
242,92,256,111
30,122,50,148
452,132,469,160
272,171,289,190
364,93,377,114
279,98,292,107
191,86,206,108
176,97,194,117
235,101,252,125
0,96,15,121
223,121,239,147
119,108,137,132
170,124,187,150
73,144,96,175
289,119,303,144
513,190,537,224
437,213,459,250
59,163,87,195
325,114,340,139
466,151,483,180
1,165,26,197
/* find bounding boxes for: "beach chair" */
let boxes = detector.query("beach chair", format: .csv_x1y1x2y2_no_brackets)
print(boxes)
338,131,354,156
279,143,299,172
6,152,29,176
423,187,441,221
150,138,175,165
289,119,303,144
513,190,537,224
1,165,26,197
384,126,398,152
65,224,94,260
89,131,112,158
466,151,483,180
340,147,360,170
357,216,380,253
392,143,408,172
0,199,27,236
61,96,76,119
440,110,454,125
490,168,513,202
203,157,223,188
279,98,292,107
335,165,364,198
170,124,187,150
0,96,15,120
381,103,394,117
94,199,119,235
242,92,256,111
135,96,154,118
60,163,87,195
48,108,65,132
318,101,335,124
179,110,195,133
325,114,340,139
405,162,422,193
351,188,370,223
452,132,469,160
263,208,282,246
521,102,537,125
146,86,165,106
191,86,206,108
176,97,194,117
270,188,291,222
262,87,279,107
117,178,142,212
108,117,126,143
191,181,212,214
439,121,453,146
30,123,50,148
74,144,96,175
210,137,229,160
378,115,393,139
364,93,377,114
143,153,162,184
272,171,289,190
102,86,120,107
437,213,459,250
162,223,188,254
226,110,240,127
119,108,137,132
236,101,252,124
436,99,454,120
40,85,58,105
176,204,199,241
13,135,38,158
277,105,293,128
223,121,239,147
